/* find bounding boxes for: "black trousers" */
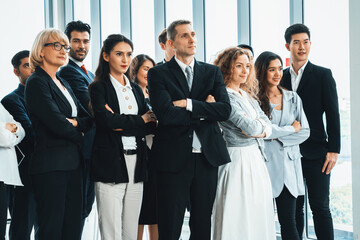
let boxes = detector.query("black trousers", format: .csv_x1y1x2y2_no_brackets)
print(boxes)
157,153,218,240
8,185,38,240
32,168,83,240
0,182,7,240
276,186,301,240
296,157,334,240
80,158,95,233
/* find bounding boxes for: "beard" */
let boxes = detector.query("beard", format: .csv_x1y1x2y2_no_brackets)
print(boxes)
69,48,87,62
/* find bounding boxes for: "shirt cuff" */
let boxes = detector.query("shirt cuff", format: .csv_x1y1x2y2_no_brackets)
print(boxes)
186,98,193,112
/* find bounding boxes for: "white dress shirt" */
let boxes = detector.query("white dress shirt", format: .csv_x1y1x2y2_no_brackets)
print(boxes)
109,74,138,150
290,60,308,92
0,103,25,186
60,87,78,117
69,56,83,68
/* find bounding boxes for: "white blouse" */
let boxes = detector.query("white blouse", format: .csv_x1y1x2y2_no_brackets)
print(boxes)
0,103,25,186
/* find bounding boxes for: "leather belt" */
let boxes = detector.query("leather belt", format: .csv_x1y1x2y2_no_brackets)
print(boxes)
123,149,137,155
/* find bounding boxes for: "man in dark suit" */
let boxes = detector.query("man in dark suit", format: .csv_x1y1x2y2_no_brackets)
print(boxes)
1,50,38,240
281,23,341,240
58,20,95,232
157,28,175,65
148,20,231,240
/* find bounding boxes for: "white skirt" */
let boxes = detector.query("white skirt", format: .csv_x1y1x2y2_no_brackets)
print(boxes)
212,144,276,240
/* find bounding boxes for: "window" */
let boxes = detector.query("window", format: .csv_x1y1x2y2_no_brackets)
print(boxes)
205,0,238,63
101,0,121,41
73,0,93,70
166,0,193,26
251,0,290,62
131,0,155,58
0,0,45,98
304,0,352,238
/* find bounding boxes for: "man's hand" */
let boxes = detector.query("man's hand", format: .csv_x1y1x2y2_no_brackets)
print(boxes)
206,95,216,103
5,123,17,133
322,152,338,174
66,118,78,127
173,99,187,108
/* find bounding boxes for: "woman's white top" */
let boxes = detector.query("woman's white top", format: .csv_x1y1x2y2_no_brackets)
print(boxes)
60,87,78,117
0,103,25,186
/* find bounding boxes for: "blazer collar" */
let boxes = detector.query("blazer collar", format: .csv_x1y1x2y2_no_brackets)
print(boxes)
35,67,77,113
15,83,25,98
168,57,190,96
68,59,93,85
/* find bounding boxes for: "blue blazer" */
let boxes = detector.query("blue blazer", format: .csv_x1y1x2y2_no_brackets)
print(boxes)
1,84,34,186
264,89,310,198
59,59,94,111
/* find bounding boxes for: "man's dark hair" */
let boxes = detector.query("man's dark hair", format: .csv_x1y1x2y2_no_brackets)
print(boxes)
237,44,254,56
11,50,30,69
167,20,191,41
284,23,310,44
64,20,91,41
158,29,168,45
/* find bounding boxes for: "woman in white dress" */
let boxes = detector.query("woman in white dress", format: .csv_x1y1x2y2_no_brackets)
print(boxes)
0,103,25,240
212,47,276,240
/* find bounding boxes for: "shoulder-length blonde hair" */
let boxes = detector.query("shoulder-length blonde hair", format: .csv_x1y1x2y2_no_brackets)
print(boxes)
30,28,69,69
214,47,258,99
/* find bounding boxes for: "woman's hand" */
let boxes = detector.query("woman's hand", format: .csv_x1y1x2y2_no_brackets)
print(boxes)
292,120,302,133
173,99,187,108
66,118,78,127
5,123,17,133
206,95,216,103
142,110,157,123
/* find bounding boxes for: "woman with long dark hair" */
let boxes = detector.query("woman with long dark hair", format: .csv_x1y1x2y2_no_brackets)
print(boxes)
89,34,156,240
128,54,158,240
212,47,275,240
255,51,310,240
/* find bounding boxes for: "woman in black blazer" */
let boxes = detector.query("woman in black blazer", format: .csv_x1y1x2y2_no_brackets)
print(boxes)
25,29,92,240
89,34,156,240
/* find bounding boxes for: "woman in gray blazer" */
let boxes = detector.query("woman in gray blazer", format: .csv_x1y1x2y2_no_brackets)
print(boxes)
256,51,310,240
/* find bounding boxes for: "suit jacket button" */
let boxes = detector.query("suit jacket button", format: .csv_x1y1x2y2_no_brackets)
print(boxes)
189,134,192,138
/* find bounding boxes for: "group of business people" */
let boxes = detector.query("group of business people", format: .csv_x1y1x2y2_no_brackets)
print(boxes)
0,18,340,240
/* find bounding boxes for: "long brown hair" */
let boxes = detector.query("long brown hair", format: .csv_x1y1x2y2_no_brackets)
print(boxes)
255,51,283,118
214,47,258,99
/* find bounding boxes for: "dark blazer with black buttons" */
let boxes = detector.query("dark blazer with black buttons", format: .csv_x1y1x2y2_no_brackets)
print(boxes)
281,61,341,159
25,67,93,175
148,57,231,173
89,78,155,183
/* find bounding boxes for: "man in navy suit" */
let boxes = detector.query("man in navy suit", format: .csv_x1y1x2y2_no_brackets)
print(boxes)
1,50,38,240
148,20,231,240
157,28,175,65
281,23,341,240
58,20,95,233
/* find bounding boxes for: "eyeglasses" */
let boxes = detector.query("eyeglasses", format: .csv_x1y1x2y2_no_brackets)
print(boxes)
44,42,71,53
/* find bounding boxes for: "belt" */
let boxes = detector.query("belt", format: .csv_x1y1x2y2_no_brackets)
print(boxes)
123,149,137,155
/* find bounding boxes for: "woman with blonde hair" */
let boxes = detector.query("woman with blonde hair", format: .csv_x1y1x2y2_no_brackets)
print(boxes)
211,47,276,240
25,29,92,240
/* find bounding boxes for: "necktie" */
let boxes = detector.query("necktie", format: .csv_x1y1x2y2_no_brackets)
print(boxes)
81,64,88,76
185,66,193,90
185,65,201,151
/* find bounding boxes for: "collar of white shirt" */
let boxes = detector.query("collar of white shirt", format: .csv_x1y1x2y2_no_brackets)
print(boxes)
109,74,132,90
174,56,195,76
290,59,309,76
69,56,84,68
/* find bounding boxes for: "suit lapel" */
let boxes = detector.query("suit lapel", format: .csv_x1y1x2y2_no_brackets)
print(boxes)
282,68,292,91
296,61,313,94
69,59,93,85
105,80,121,114
168,58,190,97
190,60,204,98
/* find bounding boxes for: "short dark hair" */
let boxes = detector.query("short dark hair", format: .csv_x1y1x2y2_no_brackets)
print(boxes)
64,20,91,41
167,19,191,41
237,44,254,56
158,29,168,45
11,50,30,69
128,54,155,84
284,23,310,44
